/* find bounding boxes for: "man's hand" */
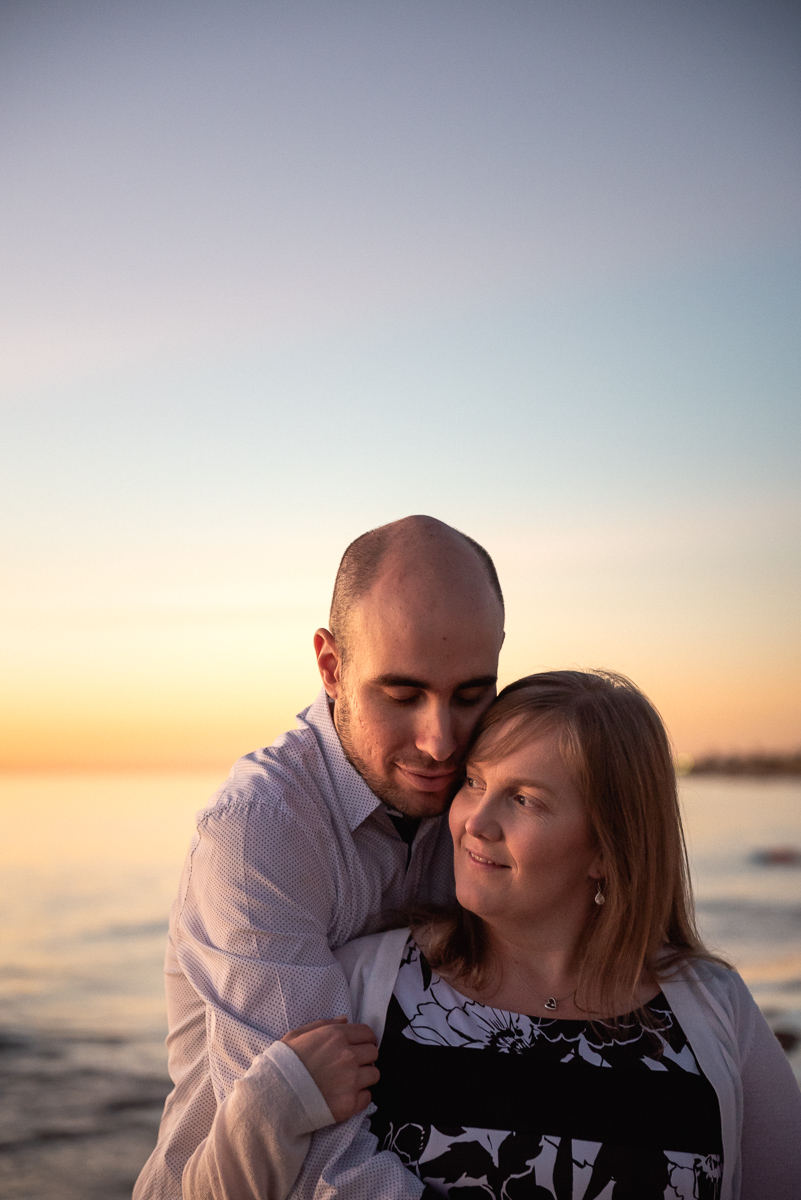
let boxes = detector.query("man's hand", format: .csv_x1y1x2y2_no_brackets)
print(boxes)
281,1018,380,1122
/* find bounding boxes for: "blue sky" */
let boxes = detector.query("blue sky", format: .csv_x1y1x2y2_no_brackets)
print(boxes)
1,0,799,765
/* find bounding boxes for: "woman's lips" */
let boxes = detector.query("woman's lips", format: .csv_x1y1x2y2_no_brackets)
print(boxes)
466,849,508,869
396,765,457,792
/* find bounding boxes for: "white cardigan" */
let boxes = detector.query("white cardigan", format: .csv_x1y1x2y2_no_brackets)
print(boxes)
183,928,801,1200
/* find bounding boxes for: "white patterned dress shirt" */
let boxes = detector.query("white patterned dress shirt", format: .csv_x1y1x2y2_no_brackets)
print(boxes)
134,688,455,1199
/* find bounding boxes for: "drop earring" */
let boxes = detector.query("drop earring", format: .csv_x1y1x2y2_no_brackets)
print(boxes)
594,882,605,906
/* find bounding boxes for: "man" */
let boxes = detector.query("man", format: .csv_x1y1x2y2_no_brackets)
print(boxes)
135,515,505,1198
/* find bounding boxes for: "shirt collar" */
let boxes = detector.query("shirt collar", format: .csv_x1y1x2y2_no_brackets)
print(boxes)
301,688,384,832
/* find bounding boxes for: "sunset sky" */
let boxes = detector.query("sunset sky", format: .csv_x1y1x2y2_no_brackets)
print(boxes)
1,0,799,769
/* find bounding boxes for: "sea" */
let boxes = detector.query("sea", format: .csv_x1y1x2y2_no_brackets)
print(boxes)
1,771,799,1199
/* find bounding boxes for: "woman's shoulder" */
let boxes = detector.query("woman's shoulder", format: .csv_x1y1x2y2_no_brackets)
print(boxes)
332,927,412,1041
333,926,411,984
659,951,760,1029
659,950,741,987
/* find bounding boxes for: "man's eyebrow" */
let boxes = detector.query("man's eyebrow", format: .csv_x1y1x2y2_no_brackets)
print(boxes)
372,674,497,690
454,675,498,690
373,675,429,688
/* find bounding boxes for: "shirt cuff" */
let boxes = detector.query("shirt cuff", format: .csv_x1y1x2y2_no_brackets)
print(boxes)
257,1039,336,1131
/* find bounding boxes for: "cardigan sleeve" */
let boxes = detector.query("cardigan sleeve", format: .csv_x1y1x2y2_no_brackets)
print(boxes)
182,1040,335,1200
182,928,413,1200
277,928,429,1199
280,928,427,1198
735,979,801,1200
286,1109,426,1200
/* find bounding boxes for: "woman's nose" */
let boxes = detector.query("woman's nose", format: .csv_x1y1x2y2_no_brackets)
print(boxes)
464,797,502,841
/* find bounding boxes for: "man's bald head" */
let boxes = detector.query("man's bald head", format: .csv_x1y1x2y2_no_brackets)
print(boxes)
316,516,505,815
330,515,504,657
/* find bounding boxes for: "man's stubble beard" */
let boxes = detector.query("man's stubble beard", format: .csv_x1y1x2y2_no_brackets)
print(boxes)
333,689,459,817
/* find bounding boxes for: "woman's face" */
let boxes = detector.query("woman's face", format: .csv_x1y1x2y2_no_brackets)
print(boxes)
449,725,603,937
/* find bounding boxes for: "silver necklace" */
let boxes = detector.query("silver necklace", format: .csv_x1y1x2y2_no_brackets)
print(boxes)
508,962,576,1012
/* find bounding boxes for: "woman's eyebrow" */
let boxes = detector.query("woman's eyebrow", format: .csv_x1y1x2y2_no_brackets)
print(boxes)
511,778,556,794
470,767,556,795
513,777,556,796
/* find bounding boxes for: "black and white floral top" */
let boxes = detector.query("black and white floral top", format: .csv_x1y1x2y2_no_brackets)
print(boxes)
369,937,723,1200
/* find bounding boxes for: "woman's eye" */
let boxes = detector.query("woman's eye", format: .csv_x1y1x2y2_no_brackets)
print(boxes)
514,793,542,809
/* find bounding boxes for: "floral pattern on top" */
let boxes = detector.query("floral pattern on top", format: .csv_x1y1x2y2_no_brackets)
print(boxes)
369,938,722,1200
395,940,701,1073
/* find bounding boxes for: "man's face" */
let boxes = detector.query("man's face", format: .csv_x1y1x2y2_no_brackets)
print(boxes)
318,580,503,818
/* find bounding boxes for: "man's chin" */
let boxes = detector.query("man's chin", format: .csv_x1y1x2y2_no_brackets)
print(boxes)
335,728,458,815
380,771,459,818
391,789,452,818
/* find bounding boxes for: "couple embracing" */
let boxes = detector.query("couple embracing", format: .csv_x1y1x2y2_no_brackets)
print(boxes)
135,516,800,1200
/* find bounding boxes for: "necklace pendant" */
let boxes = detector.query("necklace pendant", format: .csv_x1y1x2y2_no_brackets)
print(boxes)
544,997,557,1011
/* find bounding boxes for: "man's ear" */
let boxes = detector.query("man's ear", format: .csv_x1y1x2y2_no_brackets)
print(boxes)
314,628,342,699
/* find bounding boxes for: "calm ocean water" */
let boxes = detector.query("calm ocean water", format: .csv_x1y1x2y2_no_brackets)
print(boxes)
1,771,800,1197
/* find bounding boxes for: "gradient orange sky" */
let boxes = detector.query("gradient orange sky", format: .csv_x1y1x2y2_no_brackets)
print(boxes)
3,510,799,770
1,1,799,770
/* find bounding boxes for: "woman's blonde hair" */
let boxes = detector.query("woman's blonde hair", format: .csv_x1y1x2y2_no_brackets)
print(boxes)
418,669,726,1017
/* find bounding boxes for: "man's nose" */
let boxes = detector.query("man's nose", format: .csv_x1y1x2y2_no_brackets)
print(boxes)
415,700,457,762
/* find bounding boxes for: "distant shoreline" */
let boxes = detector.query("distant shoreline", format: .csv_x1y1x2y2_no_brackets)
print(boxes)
681,752,801,777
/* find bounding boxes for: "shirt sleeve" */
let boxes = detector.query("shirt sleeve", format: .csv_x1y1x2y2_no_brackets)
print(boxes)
175,791,355,1101
174,811,426,1200
737,994,801,1200
146,787,359,1200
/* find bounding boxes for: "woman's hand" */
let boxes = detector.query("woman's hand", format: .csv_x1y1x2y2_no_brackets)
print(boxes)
281,1017,380,1122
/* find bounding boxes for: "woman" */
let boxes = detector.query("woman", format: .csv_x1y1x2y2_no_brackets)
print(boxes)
186,671,801,1200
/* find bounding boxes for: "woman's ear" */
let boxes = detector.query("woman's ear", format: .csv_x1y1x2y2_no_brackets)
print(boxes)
588,849,604,881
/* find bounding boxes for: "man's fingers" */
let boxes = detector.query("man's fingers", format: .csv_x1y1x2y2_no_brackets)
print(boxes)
298,1017,349,1033
281,1016,347,1041
352,1041,379,1065
354,1088,373,1113
342,1022,377,1045
358,1064,380,1089
282,1018,373,1047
